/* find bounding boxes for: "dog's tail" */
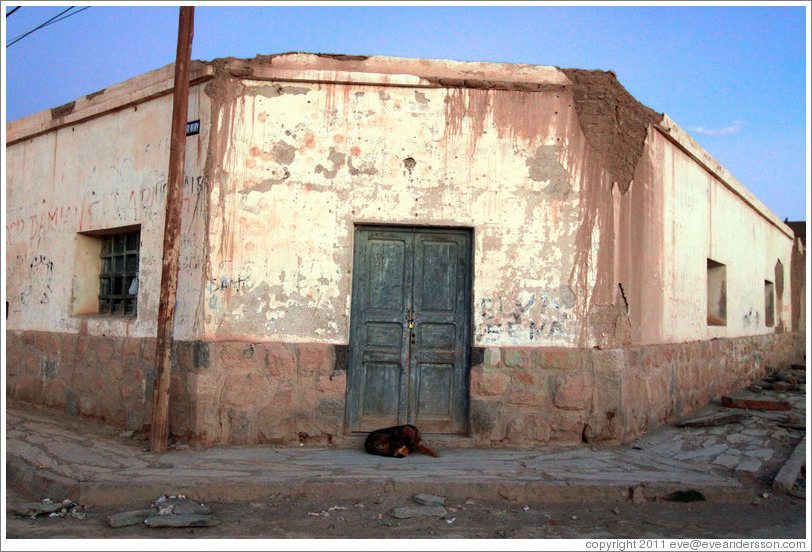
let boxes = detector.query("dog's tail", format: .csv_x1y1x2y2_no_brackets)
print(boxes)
414,441,440,457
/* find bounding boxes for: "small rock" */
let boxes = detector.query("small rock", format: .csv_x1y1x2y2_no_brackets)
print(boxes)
412,493,445,506
630,485,647,503
612,506,621,515
144,514,220,528
119,430,135,438
14,499,77,518
571,515,578,520
151,497,211,516
169,443,190,451
762,492,770,499
751,498,761,506
14,501,69,518
107,509,154,528
391,505,447,519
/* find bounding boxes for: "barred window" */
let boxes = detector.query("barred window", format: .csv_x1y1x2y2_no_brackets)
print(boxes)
99,231,140,315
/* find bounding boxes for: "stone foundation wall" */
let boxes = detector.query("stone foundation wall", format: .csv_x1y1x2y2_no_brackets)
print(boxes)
469,332,805,447
6,330,805,448
5,330,157,431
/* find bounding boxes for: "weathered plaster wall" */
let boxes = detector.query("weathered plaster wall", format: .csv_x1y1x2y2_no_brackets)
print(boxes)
202,57,632,350
617,123,797,345
5,70,211,341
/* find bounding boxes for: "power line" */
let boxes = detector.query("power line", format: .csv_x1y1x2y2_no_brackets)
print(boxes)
6,6,73,47
45,6,90,26
6,6,21,17
6,6,91,48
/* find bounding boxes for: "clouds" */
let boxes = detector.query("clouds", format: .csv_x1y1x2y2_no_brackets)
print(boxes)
688,120,747,136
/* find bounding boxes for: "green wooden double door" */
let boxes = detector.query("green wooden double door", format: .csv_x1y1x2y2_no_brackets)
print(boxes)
346,226,473,434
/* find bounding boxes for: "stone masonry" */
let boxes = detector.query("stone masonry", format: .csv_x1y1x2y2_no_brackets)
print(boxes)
6,330,803,447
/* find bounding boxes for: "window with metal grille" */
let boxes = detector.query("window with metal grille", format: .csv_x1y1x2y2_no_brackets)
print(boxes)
99,231,140,315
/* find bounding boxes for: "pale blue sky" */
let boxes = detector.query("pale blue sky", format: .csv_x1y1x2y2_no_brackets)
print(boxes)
3,2,809,221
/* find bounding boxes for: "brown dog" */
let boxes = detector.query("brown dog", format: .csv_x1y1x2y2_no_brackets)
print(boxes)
364,424,439,458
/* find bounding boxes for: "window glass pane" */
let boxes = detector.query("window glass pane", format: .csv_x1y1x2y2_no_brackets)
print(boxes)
98,230,140,316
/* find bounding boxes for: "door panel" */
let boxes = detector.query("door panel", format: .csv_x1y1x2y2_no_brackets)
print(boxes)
362,362,401,417
410,231,469,433
415,363,454,418
418,241,456,312
366,238,406,310
347,226,471,434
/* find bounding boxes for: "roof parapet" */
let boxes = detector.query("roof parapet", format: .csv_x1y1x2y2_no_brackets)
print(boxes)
6,61,215,146
654,114,792,239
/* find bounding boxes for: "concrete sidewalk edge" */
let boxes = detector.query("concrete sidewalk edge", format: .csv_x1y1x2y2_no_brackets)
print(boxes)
772,436,806,494
6,453,753,508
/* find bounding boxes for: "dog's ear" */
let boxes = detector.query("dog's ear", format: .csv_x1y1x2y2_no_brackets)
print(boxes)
401,426,417,441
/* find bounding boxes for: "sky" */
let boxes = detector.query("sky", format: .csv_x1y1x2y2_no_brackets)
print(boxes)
2,2,810,222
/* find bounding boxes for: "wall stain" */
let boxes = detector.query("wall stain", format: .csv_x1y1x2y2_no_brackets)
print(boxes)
526,145,571,198
315,147,346,179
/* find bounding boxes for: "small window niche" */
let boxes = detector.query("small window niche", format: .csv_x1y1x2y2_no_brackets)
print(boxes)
72,225,140,317
764,280,775,327
707,259,727,326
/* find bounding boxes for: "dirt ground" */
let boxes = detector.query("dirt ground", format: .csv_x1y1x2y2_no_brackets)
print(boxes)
4,475,806,542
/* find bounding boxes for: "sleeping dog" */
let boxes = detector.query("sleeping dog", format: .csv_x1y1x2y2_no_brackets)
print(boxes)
364,424,439,458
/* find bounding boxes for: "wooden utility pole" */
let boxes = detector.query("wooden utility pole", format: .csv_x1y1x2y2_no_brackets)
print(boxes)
151,6,194,452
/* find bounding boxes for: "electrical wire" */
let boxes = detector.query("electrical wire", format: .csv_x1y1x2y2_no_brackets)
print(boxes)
5,6,72,47
6,6,91,48
6,6,21,17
